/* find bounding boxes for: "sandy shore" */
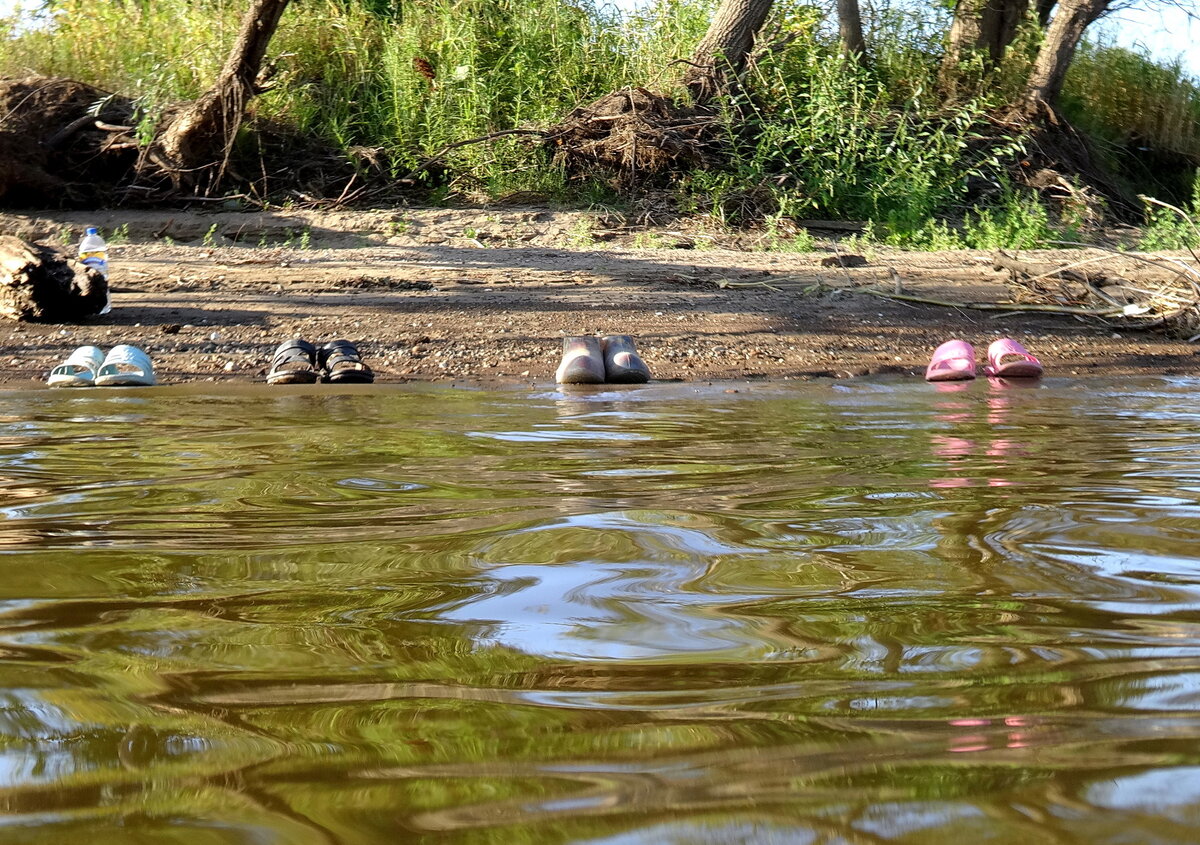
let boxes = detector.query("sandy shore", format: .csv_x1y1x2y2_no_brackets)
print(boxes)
1,207,1197,386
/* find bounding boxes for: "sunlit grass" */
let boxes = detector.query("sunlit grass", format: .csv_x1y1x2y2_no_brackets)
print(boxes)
0,0,1195,230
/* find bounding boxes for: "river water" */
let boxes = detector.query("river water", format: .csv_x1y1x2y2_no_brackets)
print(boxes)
1,378,1199,843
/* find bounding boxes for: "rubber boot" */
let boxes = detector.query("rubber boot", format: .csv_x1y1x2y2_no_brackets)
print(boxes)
601,335,651,383
555,336,606,384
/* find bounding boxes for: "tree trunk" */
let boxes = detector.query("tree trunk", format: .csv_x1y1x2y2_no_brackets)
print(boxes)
1022,0,1109,111
0,237,108,321
836,0,867,63
940,0,1030,98
980,0,1030,63
154,0,291,191
682,0,775,103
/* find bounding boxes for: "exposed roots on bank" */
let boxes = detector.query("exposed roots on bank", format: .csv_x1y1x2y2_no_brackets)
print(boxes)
547,87,722,187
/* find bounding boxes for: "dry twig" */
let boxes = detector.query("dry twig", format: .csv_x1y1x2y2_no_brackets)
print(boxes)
995,241,1200,338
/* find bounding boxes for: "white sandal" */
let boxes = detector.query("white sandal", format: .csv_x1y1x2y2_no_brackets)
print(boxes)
48,345,105,388
95,344,156,387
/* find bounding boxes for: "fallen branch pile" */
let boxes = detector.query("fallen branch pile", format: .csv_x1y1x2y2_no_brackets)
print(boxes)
992,238,1200,338
548,87,721,186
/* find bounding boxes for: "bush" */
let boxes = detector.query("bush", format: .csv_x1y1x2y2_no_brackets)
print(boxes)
1062,42,1200,203
0,0,1194,222
1138,171,1200,251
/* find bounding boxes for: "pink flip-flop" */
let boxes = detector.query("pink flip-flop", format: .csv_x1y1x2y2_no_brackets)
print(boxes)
985,338,1043,378
925,340,976,382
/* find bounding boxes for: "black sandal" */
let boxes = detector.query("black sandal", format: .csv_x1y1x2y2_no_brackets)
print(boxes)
266,338,319,384
319,339,374,384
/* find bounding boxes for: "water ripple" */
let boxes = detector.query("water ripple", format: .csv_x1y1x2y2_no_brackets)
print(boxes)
2,379,1200,841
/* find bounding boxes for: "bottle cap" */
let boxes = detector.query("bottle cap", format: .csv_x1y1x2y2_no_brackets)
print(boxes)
85,227,98,236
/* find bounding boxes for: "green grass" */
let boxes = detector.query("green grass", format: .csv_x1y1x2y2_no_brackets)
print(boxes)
1062,41,1200,203
1139,172,1200,251
1,0,1196,237
964,189,1061,249
870,186,1072,251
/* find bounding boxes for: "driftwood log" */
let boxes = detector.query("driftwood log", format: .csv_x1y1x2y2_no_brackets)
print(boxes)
0,236,108,321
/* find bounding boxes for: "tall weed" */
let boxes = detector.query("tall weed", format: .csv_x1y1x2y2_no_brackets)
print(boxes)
1,0,1193,222
1062,41,1200,201
687,24,1019,227
1064,42,1200,162
1138,172,1200,251
964,189,1058,249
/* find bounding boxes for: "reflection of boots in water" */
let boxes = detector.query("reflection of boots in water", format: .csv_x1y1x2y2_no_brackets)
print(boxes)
556,336,605,384
601,335,651,383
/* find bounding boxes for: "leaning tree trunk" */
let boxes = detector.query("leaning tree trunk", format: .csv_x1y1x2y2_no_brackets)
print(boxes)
682,0,775,104
1008,0,1133,217
0,237,108,321
1022,0,1108,112
940,0,1030,99
836,0,867,64
153,0,291,192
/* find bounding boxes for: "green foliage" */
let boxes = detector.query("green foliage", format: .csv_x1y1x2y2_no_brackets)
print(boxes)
632,230,667,249
963,190,1058,250
1063,44,1200,164
678,11,1025,229
564,216,597,247
1061,42,1200,204
880,217,965,250
874,189,1069,251
0,0,1194,228
1138,172,1200,251
759,215,817,252
1,0,644,197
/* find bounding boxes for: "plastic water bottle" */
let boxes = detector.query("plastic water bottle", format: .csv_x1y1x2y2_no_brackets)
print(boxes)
78,227,111,315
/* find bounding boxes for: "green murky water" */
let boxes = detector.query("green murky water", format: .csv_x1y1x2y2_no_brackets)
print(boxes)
2,378,1200,843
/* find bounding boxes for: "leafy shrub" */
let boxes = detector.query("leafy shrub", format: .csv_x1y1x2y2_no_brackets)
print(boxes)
1138,172,1200,251
1,0,1193,225
964,190,1058,249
